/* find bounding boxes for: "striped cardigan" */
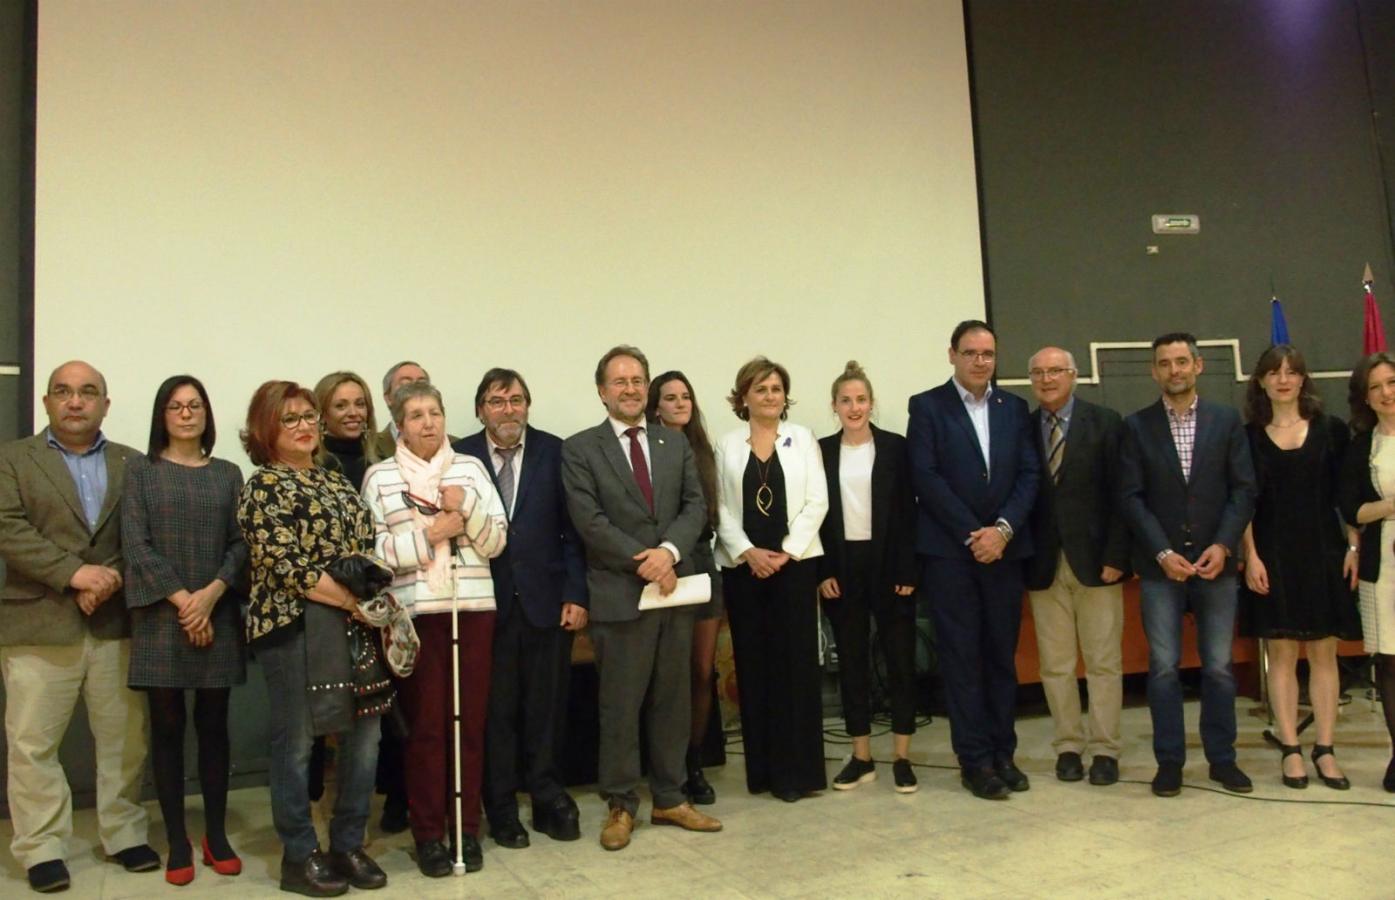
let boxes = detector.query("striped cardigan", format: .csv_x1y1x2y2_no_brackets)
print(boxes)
361,453,507,615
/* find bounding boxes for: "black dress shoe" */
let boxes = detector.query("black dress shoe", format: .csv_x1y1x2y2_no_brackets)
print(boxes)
531,795,581,842
961,767,1010,800
460,834,483,873
280,849,349,897
1208,762,1253,794
995,761,1030,792
1151,762,1183,797
491,818,530,849
112,844,161,873
1088,755,1119,786
378,794,409,834
772,788,802,803
414,841,453,879
27,860,70,893
685,745,717,804
1055,752,1085,782
327,848,387,890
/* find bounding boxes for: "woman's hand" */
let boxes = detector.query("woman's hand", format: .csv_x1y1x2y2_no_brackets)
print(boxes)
439,485,465,512
185,620,213,648
427,511,467,545
177,581,226,634
1344,547,1359,589
893,584,915,597
818,577,841,599
742,548,789,579
1244,554,1269,595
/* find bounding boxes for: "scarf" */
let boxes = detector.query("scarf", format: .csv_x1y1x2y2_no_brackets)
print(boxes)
395,436,457,594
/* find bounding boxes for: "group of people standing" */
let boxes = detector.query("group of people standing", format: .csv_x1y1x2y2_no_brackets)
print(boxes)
0,324,1392,895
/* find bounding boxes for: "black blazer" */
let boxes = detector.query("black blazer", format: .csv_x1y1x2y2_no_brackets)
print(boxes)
1118,397,1256,579
1339,427,1384,583
1025,397,1131,591
453,427,588,628
816,425,918,595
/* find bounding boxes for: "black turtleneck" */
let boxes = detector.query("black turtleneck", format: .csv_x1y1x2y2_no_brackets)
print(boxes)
323,434,370,491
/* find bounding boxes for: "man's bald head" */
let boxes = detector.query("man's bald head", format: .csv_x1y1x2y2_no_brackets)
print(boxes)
47,360,107,396
43,360,110,451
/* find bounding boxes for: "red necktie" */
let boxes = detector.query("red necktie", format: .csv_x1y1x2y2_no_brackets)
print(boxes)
624,426,654,513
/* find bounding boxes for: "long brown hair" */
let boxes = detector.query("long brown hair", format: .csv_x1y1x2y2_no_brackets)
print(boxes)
1243,344,1322,426
1349,351,1395,433
648,371,718,530
314,371,381,464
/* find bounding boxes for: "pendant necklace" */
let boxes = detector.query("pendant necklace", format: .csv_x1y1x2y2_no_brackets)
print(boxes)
754,454,774,516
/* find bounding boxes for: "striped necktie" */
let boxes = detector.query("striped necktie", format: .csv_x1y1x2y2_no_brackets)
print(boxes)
1046,413,1064,483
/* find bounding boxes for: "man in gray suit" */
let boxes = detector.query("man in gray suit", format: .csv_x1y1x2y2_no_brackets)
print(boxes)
561,345,721,851
0,361,156,893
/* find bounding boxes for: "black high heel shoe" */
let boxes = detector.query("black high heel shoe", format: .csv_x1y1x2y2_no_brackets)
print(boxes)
1311,744,1350,790
1278,743,1307,789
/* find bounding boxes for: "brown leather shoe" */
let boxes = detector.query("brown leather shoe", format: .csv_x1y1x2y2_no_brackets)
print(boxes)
651,801,722,832
599,807,634,851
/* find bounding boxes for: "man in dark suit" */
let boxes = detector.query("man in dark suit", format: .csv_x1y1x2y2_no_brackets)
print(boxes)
1118,332,1256,797
1024,346,1130,787
454,368,589,849
908,320,1040,800
561,345,720,851
0,361,158,893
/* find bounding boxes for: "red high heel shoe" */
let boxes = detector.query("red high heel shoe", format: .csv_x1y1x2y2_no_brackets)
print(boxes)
165,843,194,886
201,835,242,876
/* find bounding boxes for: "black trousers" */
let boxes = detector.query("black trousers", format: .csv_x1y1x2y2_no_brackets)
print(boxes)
724,558,827,795
823,541,918,736
482,607,574,823
924,555,1024,770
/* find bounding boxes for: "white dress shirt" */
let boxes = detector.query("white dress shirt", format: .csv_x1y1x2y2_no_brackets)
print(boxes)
954,377,993,477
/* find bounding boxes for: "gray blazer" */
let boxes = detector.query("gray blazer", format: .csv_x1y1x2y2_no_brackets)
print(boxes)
561,420,707,623
0,433,139,645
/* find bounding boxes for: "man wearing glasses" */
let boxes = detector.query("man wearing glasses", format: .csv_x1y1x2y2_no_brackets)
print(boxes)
1023,347,1130,788
454,369,589,849
0,361,157,892
907,320,1040,800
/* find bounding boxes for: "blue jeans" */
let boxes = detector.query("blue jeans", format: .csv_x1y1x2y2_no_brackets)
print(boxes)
257,627,382,863
1138,575,1239,766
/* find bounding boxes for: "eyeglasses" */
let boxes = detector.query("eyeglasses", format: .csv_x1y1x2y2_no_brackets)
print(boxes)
280,410,320,429
49,386,102,402
484,396,528,411
957,350,996,363
1028,367,1075,381
165,400,205,414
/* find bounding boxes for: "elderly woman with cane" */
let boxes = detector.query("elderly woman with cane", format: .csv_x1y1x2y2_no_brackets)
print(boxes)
361,381,507,877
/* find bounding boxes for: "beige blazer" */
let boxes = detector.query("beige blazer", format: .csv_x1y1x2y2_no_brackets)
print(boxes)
713,422,828,568
0,433,139,645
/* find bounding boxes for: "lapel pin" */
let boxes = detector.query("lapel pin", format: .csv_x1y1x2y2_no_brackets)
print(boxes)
783,436,791,447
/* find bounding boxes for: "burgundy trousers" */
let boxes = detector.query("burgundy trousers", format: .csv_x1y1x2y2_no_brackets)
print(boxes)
400,610,495,841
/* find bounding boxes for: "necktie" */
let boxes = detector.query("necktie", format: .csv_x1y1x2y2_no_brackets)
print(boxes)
495,445,519,516
624,426,654,513
1046,413,1064,484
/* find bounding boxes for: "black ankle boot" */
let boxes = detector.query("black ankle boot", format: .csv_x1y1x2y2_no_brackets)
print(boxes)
685,745,716,805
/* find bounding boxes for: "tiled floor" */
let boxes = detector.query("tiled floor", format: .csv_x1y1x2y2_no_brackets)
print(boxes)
4,696,1394,898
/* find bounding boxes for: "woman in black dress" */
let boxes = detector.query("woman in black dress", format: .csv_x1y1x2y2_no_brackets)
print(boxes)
1239,345,1360,790
122,375,247,883
648,370,724,804
713,357,829,802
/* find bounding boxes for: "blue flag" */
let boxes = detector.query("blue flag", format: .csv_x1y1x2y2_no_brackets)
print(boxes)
1270,297,1290,345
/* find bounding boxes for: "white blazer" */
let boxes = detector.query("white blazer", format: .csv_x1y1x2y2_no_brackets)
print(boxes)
714,422,828,567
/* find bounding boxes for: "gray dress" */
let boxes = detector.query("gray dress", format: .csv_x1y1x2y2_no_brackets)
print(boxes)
122,455,248,688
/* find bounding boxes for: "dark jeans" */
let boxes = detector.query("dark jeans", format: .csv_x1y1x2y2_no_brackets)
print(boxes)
923,555,1023,770
258,627,381,863
823,541,917,736
1139,575,1239,766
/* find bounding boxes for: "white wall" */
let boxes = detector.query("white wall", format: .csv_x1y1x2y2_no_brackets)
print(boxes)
36,0,984,462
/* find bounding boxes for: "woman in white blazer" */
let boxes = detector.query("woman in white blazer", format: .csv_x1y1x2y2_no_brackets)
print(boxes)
714,357,829,802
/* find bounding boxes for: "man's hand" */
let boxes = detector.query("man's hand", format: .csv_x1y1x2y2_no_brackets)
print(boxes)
634,547,676,583
70,564,120,595
439,485,465,512
818,577,841,599
657,570,678,596
1159,551,1197,582
1193,544,1228,581
1100,566,1124,584
968,527,1006,564
893,584,915,597
76,589,101,615
560,602,588,631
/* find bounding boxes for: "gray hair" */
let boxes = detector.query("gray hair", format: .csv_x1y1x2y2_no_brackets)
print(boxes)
381,360,428,397
1026,348,1077,371
390,381,445,426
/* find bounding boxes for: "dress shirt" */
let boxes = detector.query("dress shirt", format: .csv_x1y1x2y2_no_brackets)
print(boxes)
45,428,108,529
606,417,680,563
487,432,525,516
953,378,994,477
1040,395,1076,447
1164,395,1199,482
